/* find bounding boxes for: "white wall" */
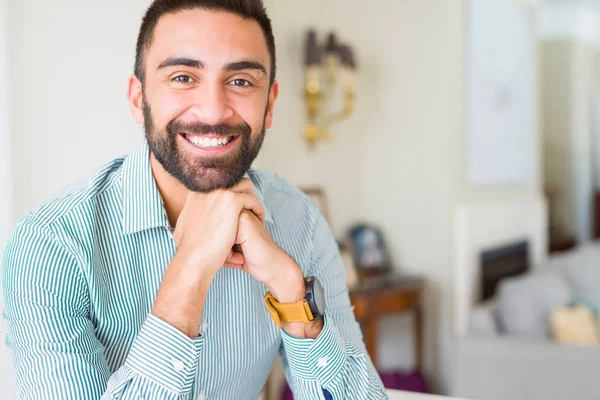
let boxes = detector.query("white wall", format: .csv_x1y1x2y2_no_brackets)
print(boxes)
539,1,600,48
9,0,151,220
0,2,11,238
0,0,15,396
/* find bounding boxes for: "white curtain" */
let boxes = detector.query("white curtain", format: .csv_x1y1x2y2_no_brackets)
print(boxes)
0,0,16,398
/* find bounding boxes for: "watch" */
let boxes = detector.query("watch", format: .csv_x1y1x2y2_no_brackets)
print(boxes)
264,276,326,328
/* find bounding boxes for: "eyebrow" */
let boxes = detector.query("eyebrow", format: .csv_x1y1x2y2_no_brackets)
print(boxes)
157,57,267,76
157,57,203,70
224,60,267,76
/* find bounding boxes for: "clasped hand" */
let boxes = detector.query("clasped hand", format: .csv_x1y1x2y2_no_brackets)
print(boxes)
172,178,304,303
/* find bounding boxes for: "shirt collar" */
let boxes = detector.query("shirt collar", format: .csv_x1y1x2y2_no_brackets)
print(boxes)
122,141,170,235
122,141,273,235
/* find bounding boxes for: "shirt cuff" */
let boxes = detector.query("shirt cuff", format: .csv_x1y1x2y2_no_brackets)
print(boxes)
124,313,203,394
281,314,347,387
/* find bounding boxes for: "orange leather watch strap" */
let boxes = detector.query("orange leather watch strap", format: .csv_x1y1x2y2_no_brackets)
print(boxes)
264,292,314,329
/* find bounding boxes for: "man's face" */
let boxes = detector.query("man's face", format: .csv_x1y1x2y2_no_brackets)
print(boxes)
138,9,277,192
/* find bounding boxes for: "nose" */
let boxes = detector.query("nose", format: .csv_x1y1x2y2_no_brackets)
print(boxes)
189,81,234,125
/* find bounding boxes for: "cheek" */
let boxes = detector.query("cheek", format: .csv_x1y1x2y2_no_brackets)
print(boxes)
149,90,191,128
230,95,268,131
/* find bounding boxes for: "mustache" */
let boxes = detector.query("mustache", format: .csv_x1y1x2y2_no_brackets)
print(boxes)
167,119,252,137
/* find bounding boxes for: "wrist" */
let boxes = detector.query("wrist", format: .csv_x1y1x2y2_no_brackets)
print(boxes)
176,247,221,280
282,317,324,340
267,265,305,303
152,250,216,338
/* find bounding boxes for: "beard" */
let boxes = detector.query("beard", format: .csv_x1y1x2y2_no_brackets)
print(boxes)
142,95,266,193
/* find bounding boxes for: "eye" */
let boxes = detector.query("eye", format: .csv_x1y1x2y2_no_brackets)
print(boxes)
172,75,195,84
228,79,252,88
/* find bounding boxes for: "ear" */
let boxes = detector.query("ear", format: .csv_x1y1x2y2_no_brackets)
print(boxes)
264,80,279,130
127,74,145,125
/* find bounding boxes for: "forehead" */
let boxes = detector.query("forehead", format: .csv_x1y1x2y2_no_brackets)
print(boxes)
147,9,270,73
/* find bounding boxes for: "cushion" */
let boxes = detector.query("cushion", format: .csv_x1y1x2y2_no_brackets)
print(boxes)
469,300,500,337
497,268,572,339
553,242,600,313
550,304,600,345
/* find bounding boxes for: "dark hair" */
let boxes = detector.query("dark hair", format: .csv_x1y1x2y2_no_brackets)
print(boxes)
134,0,276,86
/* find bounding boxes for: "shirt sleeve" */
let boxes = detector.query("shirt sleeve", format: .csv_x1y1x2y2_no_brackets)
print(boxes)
2,221,201,400
279,205,388,400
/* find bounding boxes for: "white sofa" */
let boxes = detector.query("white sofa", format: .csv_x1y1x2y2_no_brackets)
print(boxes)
451,242,600,400
452,335,600,400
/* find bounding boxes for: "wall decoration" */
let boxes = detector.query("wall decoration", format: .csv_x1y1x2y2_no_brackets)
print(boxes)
466,0,537,187
302,30,357,148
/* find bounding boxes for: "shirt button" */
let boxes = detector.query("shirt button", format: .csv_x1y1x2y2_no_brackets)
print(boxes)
317,357,328,368
198,393,206,400
172,360,185,372
201,320,209,334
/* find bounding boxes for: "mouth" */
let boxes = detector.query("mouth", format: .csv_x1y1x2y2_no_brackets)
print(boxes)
179,132,241,156
182,133,237,149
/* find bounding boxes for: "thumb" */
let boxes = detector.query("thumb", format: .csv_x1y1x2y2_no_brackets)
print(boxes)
235,212,252,245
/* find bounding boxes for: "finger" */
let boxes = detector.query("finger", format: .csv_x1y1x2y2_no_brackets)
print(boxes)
239,210,264,233
241,209,262,223
226,251,245,265
230,178,255,196
235,193,265,223
235,210,265,246
224,262,244,269
230,180,266,222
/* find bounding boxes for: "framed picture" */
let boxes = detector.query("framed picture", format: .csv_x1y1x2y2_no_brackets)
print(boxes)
300,186,330,224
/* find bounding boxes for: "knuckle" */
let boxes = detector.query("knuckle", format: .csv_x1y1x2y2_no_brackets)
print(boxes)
240,179,254,191
222,190,236,202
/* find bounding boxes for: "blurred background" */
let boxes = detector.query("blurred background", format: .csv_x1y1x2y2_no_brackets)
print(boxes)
2,0,600,399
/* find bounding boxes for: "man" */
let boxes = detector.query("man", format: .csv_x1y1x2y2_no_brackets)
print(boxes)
2,0,387,399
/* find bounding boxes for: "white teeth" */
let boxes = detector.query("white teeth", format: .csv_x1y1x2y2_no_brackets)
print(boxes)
186,135,232,148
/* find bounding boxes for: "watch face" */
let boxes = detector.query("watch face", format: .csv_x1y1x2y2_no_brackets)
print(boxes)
307,277,326,317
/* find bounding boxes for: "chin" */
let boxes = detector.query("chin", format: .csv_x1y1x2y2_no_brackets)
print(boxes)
184,167,244,193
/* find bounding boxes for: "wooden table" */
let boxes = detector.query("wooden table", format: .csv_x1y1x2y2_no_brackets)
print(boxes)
350,275,425,371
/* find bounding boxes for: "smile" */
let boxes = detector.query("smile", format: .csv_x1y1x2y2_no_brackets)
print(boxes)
183,133,235,149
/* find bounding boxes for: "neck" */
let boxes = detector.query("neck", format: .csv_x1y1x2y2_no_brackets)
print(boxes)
149,153,187,229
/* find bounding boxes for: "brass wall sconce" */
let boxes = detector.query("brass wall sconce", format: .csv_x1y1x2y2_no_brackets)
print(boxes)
303,30,357,148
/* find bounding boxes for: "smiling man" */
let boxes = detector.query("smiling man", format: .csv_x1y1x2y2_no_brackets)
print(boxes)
2,1,387,399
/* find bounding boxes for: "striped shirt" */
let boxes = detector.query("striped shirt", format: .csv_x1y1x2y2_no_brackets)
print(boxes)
2,141,387,399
